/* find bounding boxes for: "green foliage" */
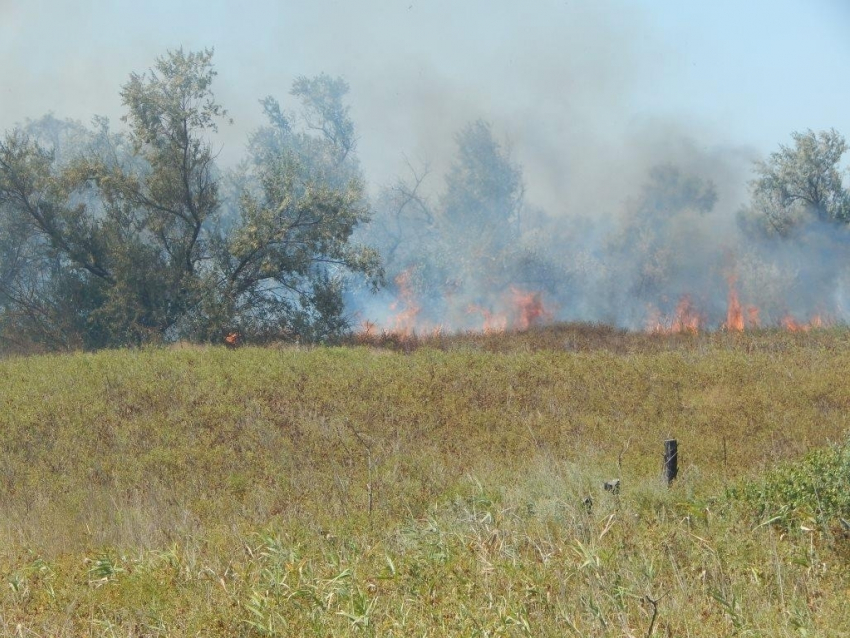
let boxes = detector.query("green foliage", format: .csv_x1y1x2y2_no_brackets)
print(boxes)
290,74,357,165
0,49,381,351
734,435,850,531
741,129,850,237
87,553,126,585
229,88,382,342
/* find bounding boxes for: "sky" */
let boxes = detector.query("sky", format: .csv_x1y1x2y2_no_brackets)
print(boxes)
1,0,849,210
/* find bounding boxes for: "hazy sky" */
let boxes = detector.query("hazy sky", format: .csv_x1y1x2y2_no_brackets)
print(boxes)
2,0,849,208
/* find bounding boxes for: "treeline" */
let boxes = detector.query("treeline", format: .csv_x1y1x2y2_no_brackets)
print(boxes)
2,49,849,352
0,50,381,352
365,125,850,332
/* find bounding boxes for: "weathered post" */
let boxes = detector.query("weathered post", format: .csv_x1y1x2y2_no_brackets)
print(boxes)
663,439,678,486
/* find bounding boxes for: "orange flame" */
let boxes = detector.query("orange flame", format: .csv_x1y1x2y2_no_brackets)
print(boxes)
747,306,760,328
782,314,828,332
782,315,807,332
389,270,421,336
725,276,744,332
467,304,508,333
724,274,761,331
510,287,553,330
465,288,551,333
647,296,701,334
672,296,701,333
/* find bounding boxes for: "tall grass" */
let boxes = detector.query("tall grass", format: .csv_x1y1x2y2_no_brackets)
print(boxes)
1,325,849,635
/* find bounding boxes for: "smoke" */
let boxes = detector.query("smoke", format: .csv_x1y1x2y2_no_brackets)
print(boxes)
2,1,849,333
323,4,850,333
349,99,850,332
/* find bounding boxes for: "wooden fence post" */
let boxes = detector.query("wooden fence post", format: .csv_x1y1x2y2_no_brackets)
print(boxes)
663,439,678,486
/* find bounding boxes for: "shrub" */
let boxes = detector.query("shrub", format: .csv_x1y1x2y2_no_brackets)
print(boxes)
734,434,850,531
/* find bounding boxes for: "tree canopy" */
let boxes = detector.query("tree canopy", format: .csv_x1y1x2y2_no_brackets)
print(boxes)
0,49,381,351
741,129,850,237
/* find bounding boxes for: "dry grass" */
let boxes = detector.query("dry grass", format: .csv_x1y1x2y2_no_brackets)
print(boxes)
1,325,849,635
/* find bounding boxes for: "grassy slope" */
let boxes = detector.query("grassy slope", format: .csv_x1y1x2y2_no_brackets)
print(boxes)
1,326,849,636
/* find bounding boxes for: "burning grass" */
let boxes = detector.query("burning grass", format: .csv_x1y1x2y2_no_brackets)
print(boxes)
2,327,850,635
367,264,840,339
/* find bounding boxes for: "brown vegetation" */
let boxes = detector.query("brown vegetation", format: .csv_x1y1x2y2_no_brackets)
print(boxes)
1,324,849,635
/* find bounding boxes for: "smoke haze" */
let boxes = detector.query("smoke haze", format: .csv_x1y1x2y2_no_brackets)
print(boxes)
2,1,850,333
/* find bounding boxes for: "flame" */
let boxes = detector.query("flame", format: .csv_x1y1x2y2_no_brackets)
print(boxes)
465,288,551,333
365,272,551,337
724,273,761,332
782,315,807,332
388,270,421,336
362,260,839,337
747,306,760,328
224,331,240,347
725,276,744,332
781,314,829,332
647,295,701,334
671,296,700,333
510,287,553,330
467,304,508,333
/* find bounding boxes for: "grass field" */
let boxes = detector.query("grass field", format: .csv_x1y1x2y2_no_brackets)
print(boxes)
1,325,849,636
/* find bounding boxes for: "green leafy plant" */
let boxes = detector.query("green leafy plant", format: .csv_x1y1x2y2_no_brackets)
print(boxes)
733,435,850,531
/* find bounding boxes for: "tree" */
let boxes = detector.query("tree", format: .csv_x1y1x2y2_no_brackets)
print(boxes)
440,120,523,253
367,158,436,273
0,49,381,350
0,120,119,349
602,164,718,324
249,74,359,188
741,129,850,237
370,120,524,284
224,73,381,342
356,118,547,328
